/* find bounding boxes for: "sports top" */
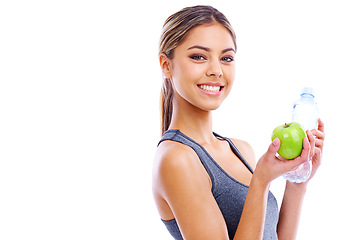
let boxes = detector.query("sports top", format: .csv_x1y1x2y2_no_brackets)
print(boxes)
157,129,279,240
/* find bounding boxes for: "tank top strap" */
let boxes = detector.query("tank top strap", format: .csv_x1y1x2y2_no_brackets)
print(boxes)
158,129,253,176
213,132,254,174
158,129,216,183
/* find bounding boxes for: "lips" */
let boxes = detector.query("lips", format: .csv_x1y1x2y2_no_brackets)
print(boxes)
197,83,224,95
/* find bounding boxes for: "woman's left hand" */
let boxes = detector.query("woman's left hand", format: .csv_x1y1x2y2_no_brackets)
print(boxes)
277,119,324,238
289,118,325,186
307,118,325,182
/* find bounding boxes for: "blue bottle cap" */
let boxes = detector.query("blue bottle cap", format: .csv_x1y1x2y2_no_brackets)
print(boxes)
301,87,315,97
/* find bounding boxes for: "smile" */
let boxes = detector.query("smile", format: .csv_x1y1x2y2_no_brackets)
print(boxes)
198,84,223,93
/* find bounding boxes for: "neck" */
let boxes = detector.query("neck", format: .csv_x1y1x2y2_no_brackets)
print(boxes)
168,94,216,145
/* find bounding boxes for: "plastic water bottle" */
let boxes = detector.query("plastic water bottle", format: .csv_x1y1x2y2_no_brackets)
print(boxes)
283,87,318,183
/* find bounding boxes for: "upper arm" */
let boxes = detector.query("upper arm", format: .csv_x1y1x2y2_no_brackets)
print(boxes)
153,142,229,240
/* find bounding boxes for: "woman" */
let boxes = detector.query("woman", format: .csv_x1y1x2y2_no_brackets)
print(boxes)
152,5,325,240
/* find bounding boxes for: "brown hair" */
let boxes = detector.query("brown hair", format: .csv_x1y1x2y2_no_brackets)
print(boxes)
159,5,237,135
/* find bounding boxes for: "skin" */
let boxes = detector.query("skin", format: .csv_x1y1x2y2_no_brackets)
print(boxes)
153,22,325,240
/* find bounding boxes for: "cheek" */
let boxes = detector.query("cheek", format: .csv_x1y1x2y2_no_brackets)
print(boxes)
224,67,235,87
179,62,204,80
172,56,204,76
171,61,204,89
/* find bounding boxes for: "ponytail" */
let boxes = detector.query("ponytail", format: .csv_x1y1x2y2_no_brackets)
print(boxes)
160,78,173,135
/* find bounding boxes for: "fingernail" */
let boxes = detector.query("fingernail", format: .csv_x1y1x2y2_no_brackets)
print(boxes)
272,138,280,146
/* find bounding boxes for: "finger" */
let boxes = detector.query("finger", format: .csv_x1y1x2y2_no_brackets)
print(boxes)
314,146,322,158
315,138,324,150
311,129,325,140
307,130,316,158
267,138,281,157
290,137,310,167
302,135,310,152
312,147,322,166
317,118,325,133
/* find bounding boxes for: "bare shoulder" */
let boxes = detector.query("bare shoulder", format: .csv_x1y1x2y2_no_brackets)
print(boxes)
153,140,210,195
154,140,199,173
229,138,257,170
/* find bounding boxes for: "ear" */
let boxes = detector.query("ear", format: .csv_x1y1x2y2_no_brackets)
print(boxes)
159,53,172,78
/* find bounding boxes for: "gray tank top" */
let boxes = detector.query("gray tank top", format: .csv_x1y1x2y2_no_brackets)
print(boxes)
158,129,279,240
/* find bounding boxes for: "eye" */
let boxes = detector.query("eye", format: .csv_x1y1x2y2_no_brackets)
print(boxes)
190,54,206,61
221,56,234,62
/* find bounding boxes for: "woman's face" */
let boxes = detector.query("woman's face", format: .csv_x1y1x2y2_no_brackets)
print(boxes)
164,22,236,112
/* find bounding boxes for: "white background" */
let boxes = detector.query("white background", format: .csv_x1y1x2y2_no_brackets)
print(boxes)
1,0,359,239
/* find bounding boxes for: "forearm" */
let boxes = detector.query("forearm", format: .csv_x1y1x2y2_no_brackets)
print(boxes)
234,175,270,240
277,182,307,240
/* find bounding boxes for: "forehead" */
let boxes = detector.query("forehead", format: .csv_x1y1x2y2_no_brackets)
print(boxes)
178,23,236,51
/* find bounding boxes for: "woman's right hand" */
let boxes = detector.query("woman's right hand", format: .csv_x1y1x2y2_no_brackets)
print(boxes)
235,133,314,240
253,131,314,185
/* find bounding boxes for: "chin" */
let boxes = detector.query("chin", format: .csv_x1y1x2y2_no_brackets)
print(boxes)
198,102,223,112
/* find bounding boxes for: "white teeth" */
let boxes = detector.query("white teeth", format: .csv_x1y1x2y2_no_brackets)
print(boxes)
199,85,221,92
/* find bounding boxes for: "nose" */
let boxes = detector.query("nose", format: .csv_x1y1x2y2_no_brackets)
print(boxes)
206,60,223,78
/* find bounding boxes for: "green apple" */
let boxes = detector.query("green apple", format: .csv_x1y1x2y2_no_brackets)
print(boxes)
271,122,306,159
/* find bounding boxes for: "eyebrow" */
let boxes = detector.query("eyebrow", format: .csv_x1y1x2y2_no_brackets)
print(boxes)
187,45,236,54
222,47,236,54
